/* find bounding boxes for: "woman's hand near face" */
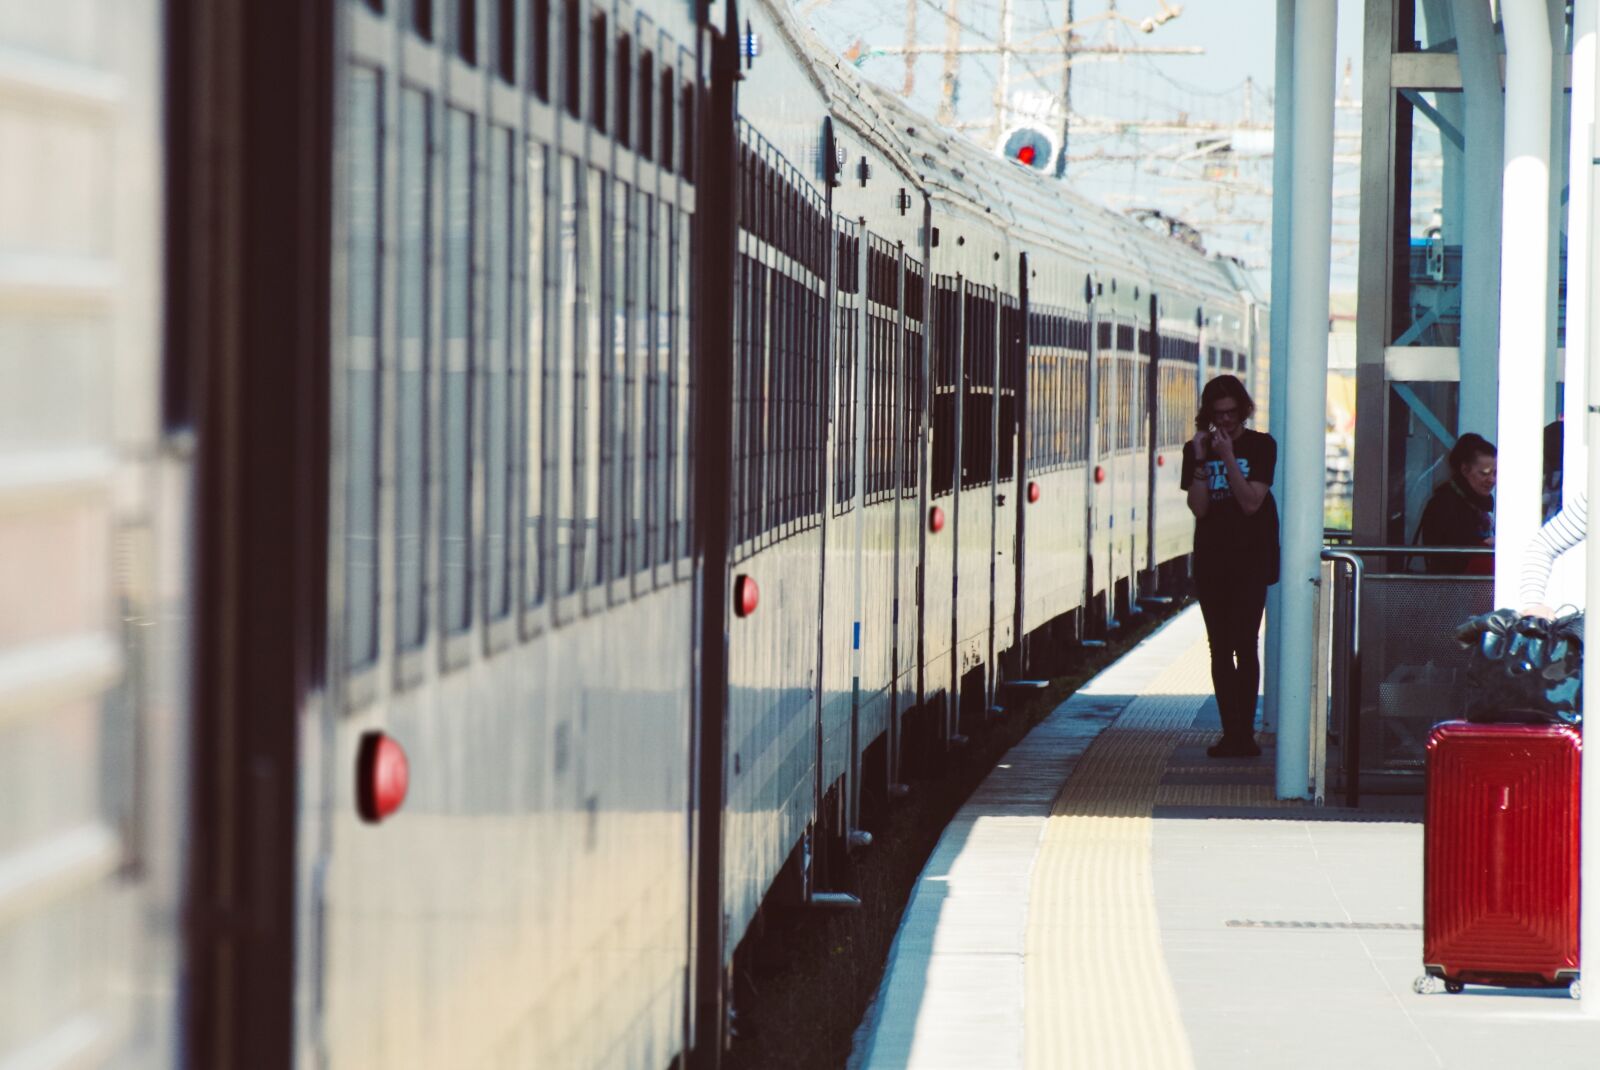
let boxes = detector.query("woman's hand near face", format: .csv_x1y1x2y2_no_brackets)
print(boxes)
1211,429,1235,462
1190,430,1209,461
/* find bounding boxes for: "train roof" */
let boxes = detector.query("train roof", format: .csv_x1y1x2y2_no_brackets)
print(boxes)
753,0,1258,309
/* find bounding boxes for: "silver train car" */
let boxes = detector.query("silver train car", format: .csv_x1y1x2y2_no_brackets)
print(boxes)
0,0,1263,1066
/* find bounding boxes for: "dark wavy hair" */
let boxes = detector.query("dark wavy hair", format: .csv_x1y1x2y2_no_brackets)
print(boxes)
1195,374,1256,433
1447,432,1495,473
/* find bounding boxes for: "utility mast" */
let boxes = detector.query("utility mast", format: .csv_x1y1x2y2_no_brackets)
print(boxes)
871,1,1195,152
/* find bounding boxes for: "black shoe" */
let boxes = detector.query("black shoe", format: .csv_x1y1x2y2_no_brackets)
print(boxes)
1207,737,1262,758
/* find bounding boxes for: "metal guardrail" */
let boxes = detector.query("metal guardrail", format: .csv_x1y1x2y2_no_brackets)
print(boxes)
1319,544,1494,807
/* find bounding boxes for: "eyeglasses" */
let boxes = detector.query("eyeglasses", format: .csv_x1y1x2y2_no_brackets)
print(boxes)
1211,404,1240,419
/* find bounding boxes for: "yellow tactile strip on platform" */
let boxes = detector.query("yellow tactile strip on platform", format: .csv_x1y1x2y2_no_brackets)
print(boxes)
1024,642,1215,1069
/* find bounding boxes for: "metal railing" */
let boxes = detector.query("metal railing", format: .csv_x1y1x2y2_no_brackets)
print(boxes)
1319,544,1495,807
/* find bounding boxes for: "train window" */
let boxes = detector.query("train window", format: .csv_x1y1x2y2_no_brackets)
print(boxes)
345,68,382,672
743,260,769,540
591,10,608,134
834,263,857,511
902,265,923,494
555,156,580,594
660,66,675,173
638,50,654,161
532,0,550,101
524,142,548,609
930,280,958,498
563,0,580,119
997,303,1020,481
680,80,695,183
961,291,994,489
615,34,632,150
641,194,660,567
1237,353,1247,375
443,109,476,635
672,205,693,563
599,176,625,582
625,187,647,574
582,167,607,587
397,90,431,653
485,128,514,623
412,0,433,38
495,0,515,82
458,0,478,63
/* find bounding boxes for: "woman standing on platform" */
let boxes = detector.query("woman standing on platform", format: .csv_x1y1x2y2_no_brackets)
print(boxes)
1182,375,1281,758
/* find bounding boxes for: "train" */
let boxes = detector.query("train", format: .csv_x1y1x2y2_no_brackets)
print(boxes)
1,0,1265,1066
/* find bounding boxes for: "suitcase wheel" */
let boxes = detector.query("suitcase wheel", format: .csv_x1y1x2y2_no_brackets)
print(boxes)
1444,980,1464,994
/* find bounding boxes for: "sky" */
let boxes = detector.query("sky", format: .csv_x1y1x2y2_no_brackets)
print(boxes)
804,0,1370,293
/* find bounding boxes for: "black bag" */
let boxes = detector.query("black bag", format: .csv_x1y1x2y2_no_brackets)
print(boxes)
1454,609,1584,725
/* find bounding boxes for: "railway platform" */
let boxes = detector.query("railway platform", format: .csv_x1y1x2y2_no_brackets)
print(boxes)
848,606,1600,1069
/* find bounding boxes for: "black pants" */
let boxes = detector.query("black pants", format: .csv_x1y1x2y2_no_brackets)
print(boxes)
1195,572,1269,742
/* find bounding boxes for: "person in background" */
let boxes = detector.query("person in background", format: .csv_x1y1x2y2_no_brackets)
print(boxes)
1182,374,1280,759
1415,433,1497,575
1521,490,1587,620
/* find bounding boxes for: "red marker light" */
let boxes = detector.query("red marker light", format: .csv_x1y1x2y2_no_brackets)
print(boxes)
357,732,410,824
1157,454,1166,467
734,574,759,618
1093,465,1106,484
1027,481,1041,503
1017,144,1036,165
929,505,946,533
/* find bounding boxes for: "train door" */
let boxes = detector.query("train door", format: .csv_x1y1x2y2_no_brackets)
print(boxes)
820,215,862,833
924,275,960,732
957,284,996,705
1083,277,1105,631
993,292,1022,673
0,2,188,1065
1145,293,1161,586
894,252,926,787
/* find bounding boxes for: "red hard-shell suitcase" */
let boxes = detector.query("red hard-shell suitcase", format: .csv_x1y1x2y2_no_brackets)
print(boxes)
1419,721,1581,995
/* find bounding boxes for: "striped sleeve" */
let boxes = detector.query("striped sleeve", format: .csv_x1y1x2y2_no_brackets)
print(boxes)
1519,490,1588,606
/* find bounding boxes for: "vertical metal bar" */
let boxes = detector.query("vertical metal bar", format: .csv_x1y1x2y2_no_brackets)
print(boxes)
1015,256,1029,673
1263,0,1295,736
1083,275,1100,638
849,220,868,840
1493,0,1556,606
689,4,738,1063
1579,0,1600,1019
1274,0,1336,800
889,241,907,792
950,275,966,742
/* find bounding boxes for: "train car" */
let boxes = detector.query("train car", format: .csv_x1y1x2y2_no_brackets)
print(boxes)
0,2,185,1064
1,0,1268,1067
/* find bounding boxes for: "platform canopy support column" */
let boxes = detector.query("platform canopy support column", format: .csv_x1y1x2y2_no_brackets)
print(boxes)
1272,0,1336,801
1261,0,1294,737
1493,0,1557,606
1567,0,1596,516
1452,0,1508,439
1577,0,1600,1022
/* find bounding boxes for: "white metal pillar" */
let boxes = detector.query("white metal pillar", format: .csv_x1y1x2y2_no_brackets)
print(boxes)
1273,0,1336,801
1567,0,1596,512
1452,0,1507,438
1262,0,1294,738
1548,0,1570,427
1494,0,1557,607
1577,0,1600,1020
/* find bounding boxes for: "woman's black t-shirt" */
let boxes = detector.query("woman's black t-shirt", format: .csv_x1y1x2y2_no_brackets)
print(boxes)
1179,428,1281,585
